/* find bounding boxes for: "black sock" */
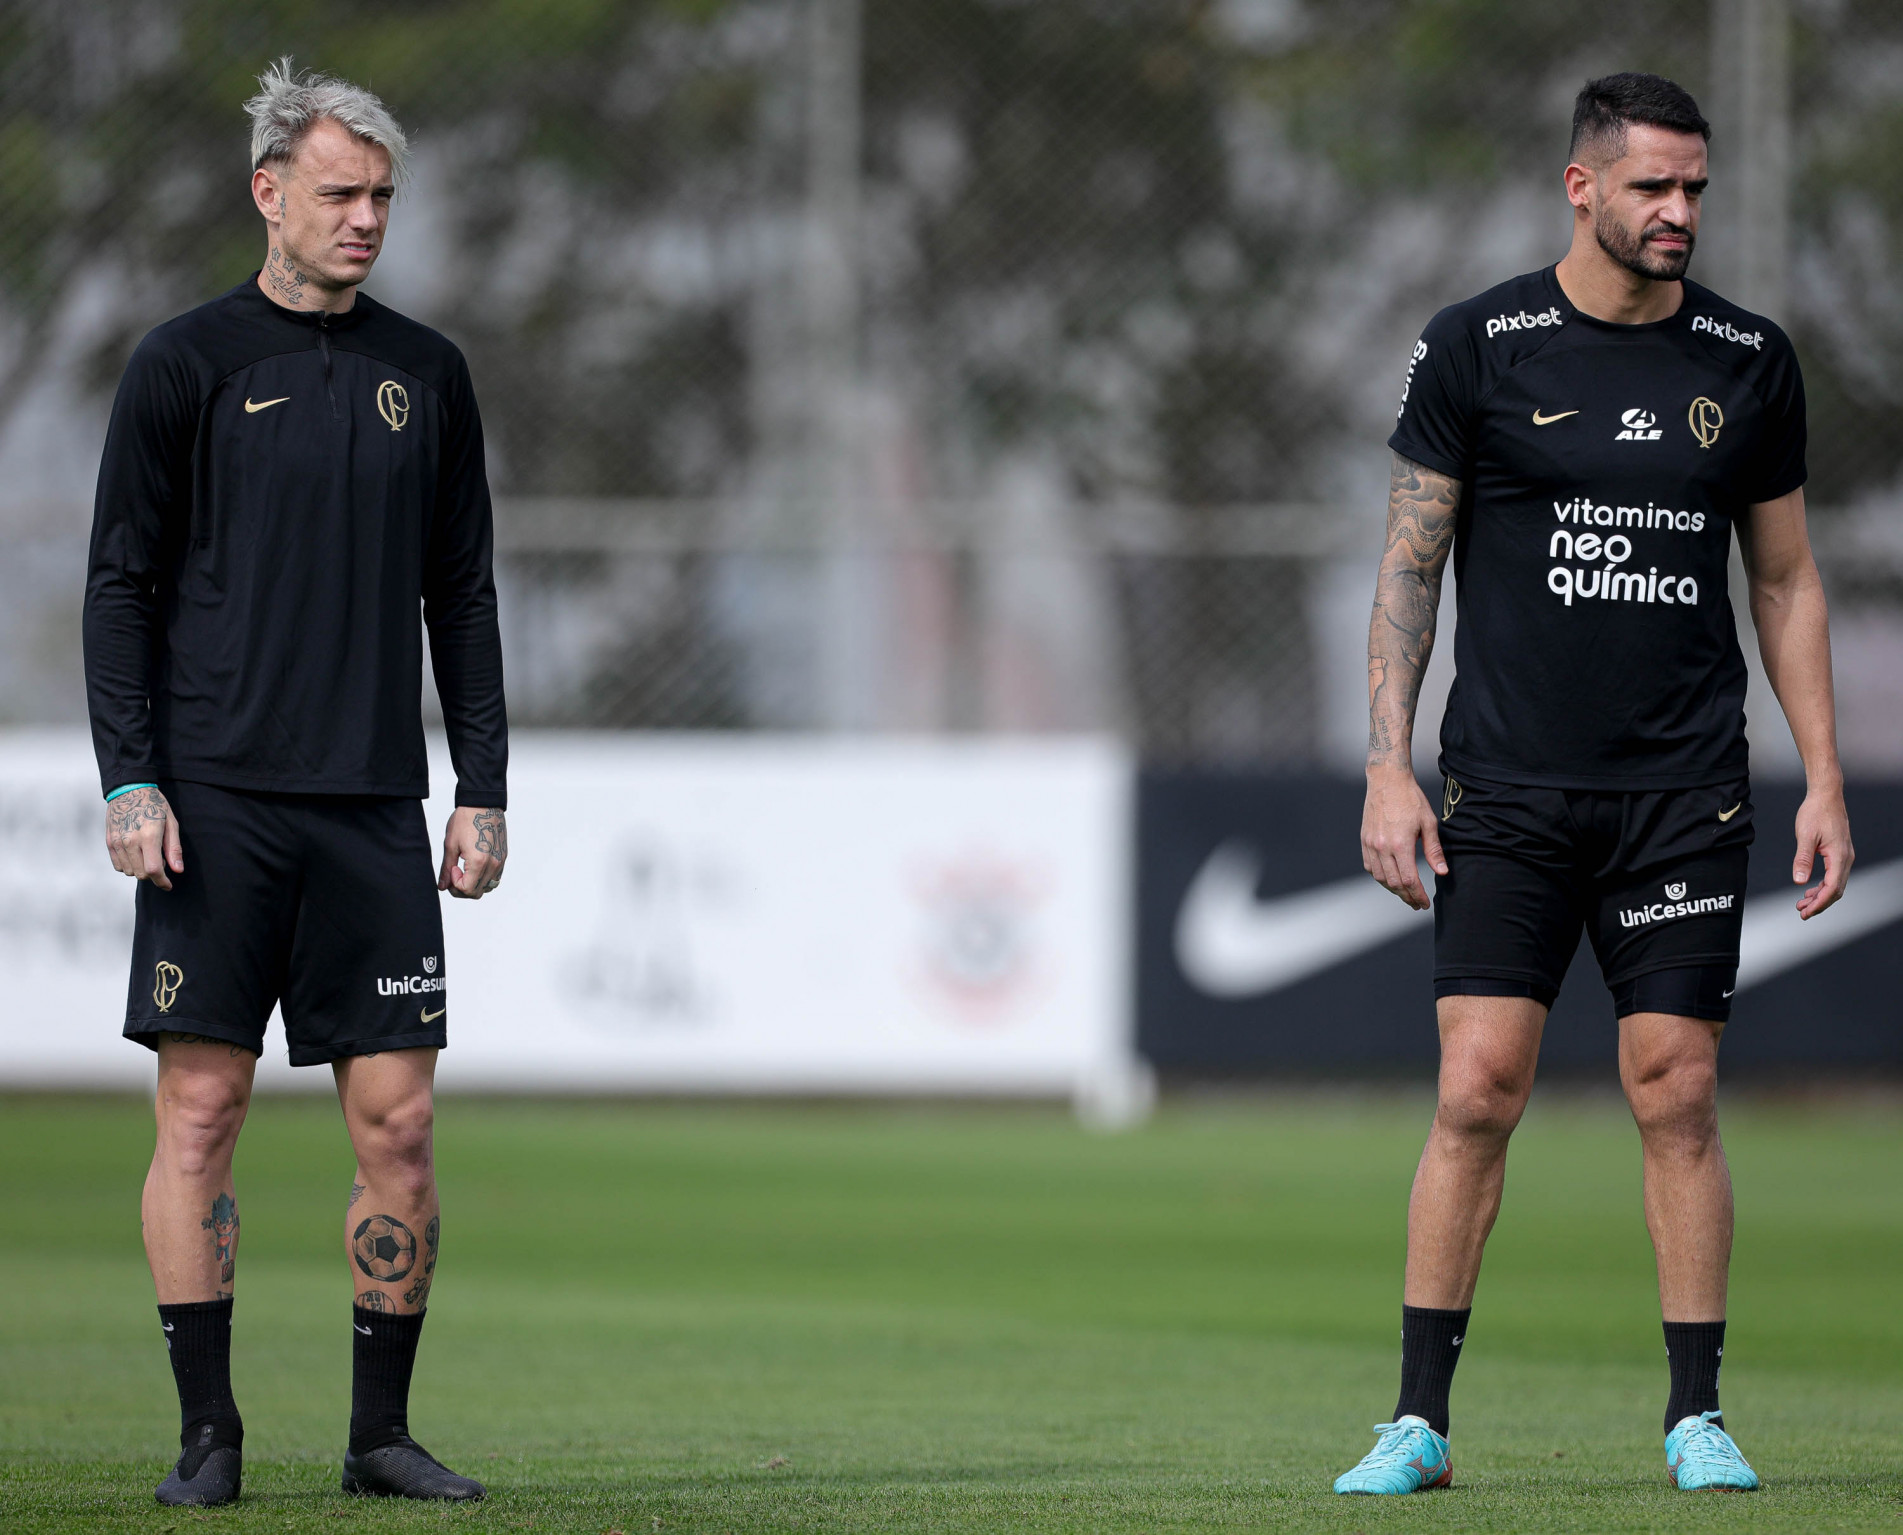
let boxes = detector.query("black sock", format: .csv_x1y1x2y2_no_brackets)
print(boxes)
1663,1320,1726,1432
158,1298,242,1449
349,1305,426,1455
1395,1304,1470,1438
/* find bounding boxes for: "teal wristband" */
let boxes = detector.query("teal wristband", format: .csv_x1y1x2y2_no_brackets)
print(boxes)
106,783,158,802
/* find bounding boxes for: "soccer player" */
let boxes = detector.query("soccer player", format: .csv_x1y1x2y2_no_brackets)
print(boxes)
1336,74,1853,1495
84,62,507,1507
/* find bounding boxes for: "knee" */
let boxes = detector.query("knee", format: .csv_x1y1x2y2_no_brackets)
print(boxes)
356,1091,435,1192
1436,1065,1532,1143
1626,1055,1719,1146
157,1076,248,1175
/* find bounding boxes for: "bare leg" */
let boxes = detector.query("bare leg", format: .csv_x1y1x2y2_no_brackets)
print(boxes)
334,1049,440,1311
1404,996,1545,1308
1619,1012,1731,1320
330,1048,482,1497
144,1036,256,1302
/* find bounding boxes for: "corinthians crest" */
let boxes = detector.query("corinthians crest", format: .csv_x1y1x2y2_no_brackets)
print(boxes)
1688,396,1723,449
376,380,410,432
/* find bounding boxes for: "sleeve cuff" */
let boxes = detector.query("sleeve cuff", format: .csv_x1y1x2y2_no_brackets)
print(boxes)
454,787,507,810
1386,433,1467,483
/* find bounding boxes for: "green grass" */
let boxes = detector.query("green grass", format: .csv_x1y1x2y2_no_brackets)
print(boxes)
2,1091,1900,1532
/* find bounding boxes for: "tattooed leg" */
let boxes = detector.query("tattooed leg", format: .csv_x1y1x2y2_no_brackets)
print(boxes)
143,1037,256,1303
334,1048,440,1312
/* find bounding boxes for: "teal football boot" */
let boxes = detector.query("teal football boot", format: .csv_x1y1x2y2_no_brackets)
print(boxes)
1333,1415,1453,1494
1665,1411,1759,1490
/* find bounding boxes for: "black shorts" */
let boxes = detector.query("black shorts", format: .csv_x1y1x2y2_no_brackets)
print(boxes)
125,780,449,1066
1432,773,1753,1023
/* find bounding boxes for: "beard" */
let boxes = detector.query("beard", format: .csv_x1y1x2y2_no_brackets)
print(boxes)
1595,207,1695,281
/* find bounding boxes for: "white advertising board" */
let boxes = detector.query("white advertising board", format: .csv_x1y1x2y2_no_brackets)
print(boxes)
0,732,1144,1115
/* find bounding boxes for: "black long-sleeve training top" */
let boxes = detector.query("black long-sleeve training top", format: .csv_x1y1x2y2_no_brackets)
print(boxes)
84,277,507,807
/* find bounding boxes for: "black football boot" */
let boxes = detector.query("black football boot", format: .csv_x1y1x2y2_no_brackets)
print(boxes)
155,1421,243,1506
341,1435,485,1500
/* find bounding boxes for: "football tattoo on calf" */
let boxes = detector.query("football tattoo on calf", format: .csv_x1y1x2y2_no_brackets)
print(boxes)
352,1214,417,1282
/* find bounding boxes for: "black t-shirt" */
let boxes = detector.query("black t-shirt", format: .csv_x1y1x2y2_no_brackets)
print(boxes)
1389,265,1805,789
84,279,508,806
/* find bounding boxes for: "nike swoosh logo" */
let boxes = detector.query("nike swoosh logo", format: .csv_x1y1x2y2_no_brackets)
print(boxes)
1735,856,1903,990
244,395,290,413
355,1324,373,1335
1451,1335,1463,1345
1174,842,1433,998
1532,409,1579,425
1718,803,1742,821
162,1323,174,1332
420,1007,445,1023
1174,851,1903,1002
1722,988,1736,998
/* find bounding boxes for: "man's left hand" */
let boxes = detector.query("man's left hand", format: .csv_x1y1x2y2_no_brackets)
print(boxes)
1793,786,1853,920
439,806,507,899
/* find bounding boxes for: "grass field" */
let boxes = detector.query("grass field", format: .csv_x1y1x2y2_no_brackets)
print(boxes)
2,1091,1900,1533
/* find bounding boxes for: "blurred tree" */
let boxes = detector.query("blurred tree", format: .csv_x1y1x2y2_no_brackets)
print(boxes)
3,0,1899,741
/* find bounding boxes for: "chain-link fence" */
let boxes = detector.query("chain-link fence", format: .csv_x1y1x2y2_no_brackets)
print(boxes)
3,0,1901,767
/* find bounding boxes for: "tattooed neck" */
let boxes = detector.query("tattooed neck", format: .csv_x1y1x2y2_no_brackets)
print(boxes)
264,246,312,308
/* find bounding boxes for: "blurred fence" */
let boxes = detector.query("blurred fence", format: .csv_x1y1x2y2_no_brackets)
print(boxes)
3,0,1902,767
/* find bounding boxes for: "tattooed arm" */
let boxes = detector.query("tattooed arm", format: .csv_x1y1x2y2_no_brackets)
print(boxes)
437,806,507,899
105,787,184,891
1361,453,1460,910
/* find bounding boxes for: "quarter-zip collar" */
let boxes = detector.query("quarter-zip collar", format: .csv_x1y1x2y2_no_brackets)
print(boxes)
238,274,374,330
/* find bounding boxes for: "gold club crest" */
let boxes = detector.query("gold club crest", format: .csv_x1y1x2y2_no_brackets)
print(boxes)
1688,396,1723,450
153,961,184,1013
376,380,410,432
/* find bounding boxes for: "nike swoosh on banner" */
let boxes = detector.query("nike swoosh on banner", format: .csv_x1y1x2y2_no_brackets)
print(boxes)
1174,841,1434,999
1734,856,1903,991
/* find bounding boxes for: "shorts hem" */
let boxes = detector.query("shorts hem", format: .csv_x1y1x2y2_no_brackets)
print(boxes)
1432,966,1560,986
1433,973,1561,1007
1617,1001,1733,1024
1600,953,1742,989
124,1017,263,1056
286,1030,447,1068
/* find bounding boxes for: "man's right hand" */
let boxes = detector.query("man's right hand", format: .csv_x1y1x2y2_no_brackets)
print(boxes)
106,787,183,891
1362,764,1447,911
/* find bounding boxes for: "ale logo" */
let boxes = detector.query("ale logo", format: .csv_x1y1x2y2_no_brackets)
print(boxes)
153,961,184,1013
1616,407,1663,442
376,380,410,432
1665,881,1688,900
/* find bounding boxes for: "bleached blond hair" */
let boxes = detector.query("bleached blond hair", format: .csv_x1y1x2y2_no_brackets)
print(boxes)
244,57,409,186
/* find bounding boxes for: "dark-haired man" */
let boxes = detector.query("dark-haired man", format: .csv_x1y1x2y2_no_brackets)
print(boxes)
85,61,504,1506
1336,72,1851,1495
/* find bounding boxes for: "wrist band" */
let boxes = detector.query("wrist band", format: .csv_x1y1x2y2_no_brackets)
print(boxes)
106,783,158,802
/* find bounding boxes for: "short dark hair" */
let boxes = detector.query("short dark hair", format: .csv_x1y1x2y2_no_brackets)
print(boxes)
1570,72,1710,166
